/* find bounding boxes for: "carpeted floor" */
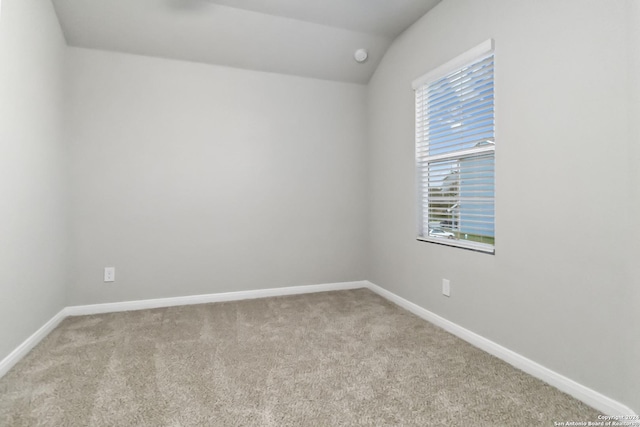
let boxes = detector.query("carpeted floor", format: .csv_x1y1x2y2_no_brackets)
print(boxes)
0,289,600,426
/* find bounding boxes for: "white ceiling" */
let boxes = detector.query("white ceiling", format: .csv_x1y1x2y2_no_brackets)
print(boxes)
52,0,441,84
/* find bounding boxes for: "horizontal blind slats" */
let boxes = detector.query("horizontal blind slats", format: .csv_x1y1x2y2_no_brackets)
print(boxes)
423,57,494,97
416,52,495,247
417,102,494,128
422,85,494,118
423,75,494,112
417,146,494,164
423,114,495,141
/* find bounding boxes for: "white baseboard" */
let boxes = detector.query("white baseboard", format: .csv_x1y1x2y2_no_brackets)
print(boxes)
364,280,637,418
65,281,368,316
0,281,367,379
0,309,67,378
2,279,636,419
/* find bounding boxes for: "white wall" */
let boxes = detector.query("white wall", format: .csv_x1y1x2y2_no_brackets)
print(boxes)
626,0,640,412
0,0,69,360
65,48,368,305
367,0,638,413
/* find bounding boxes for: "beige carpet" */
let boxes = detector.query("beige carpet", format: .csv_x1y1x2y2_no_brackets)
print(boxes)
0,289,599,426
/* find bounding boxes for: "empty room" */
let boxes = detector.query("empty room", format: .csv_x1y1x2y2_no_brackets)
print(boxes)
1,0,639,425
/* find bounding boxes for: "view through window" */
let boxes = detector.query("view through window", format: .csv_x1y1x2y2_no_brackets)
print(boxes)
414,40,495,253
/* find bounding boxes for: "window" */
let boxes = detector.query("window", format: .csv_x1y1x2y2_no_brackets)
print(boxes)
413,40,495,254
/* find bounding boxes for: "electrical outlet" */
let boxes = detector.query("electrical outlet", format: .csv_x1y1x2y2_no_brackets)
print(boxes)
442,279,450,297
104,267,115,282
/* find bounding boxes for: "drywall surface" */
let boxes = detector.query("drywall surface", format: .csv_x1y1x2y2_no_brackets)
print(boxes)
66,48,367,305
367,0,637,413
0,0,69,360
626,0,640,413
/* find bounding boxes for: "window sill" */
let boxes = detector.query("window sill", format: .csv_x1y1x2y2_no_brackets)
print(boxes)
416,236,495,254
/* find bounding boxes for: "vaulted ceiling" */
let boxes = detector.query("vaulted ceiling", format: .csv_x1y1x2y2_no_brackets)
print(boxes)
52,0,441,84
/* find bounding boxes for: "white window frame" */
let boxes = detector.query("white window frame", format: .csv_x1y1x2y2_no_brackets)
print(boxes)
413,39,496,254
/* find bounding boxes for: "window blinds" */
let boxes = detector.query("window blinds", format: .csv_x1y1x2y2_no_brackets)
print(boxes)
414,41,495,253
